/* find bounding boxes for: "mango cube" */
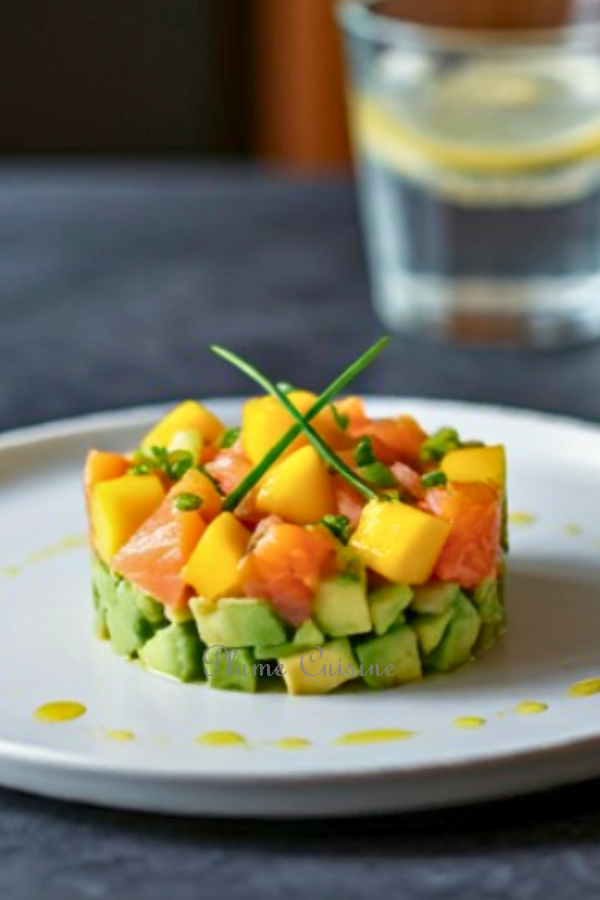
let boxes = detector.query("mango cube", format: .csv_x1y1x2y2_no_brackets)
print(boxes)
256,446,336,525
142,401,224,449
91,474,165,562
242,390,348,465
350,500,451,584
441,445,506,487
183,512,250,601
84,450,130,495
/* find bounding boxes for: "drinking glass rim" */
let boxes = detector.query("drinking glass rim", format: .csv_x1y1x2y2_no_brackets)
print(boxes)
336,0,600,50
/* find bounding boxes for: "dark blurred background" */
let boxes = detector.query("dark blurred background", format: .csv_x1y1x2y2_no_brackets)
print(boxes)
0,0,349,170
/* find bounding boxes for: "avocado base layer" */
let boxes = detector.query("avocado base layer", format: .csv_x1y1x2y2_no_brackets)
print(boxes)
91,558,506,694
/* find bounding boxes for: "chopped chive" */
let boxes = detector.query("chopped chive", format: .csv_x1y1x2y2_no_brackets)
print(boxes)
169,451,194,480
359,461,397,489
330,403,349,431
130,446,194,482
421,470,448,488
174,493,203,512
420,427,462,463
320,514,352,545
218,426,241,449
354,436,376,467
212,348,382,502
213,337,390,511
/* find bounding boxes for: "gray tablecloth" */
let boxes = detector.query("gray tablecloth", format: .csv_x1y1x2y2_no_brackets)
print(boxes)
2,164,600,900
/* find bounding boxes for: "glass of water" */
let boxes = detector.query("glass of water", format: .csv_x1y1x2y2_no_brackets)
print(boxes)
338,0,600,346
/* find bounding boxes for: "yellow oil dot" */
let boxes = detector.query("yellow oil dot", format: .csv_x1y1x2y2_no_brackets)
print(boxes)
0,565,21,578
455,716,486,729
196,730,247,747
508,512,536,526
516,701,548,716
105,729,136,742
335,729,415,746
34,701,87,723
564,523,582,536
271,738,312,750
567,677,600,698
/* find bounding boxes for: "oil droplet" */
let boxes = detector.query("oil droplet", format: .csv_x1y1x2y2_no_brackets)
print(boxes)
567,677,600,698
516,701,548,716
0,565,21,578
335,728,415,746
455,716,486,729
105,729,136,742
564,523,582,536
25,535,87,565
271,738,312,751
34,701,87,723
509,512,536,526
196,730,247,747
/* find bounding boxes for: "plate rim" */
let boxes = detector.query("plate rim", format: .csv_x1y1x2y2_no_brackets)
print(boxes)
2,396,600,815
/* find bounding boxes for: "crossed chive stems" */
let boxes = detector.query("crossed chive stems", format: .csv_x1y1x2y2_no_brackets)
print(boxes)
211,337,390,512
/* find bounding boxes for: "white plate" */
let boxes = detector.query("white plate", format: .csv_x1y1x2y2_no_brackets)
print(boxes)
1,397,600,818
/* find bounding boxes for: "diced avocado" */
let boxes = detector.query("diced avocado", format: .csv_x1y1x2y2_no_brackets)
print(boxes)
411,582,461,615
313,572,371,637
427,593,482,672
355,625,422,689
91,556,115,639
165,604,194,625
117,578,167,626
294,618,324,647
92,586,110,640
204,645,257,693
104,579,160,658
472,577,506,652
190,596,286,648
368,583,413,635
254,642,301,660
139,622,205,682
280,638,359,695
92,559,166,657
254,619,325,660
412,606,456,656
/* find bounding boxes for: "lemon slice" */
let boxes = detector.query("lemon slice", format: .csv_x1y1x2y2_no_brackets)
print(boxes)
353,92,600,175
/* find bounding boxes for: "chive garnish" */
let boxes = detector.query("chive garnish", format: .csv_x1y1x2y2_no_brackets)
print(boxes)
174,493,203,512
320,514,352,545
212,337,390,510
330,403,349,432
276,382,296,395
421,470,448,488
212,348,379,502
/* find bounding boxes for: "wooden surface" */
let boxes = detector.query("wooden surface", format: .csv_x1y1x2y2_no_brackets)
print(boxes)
376,0,576,29
253,0,350,170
